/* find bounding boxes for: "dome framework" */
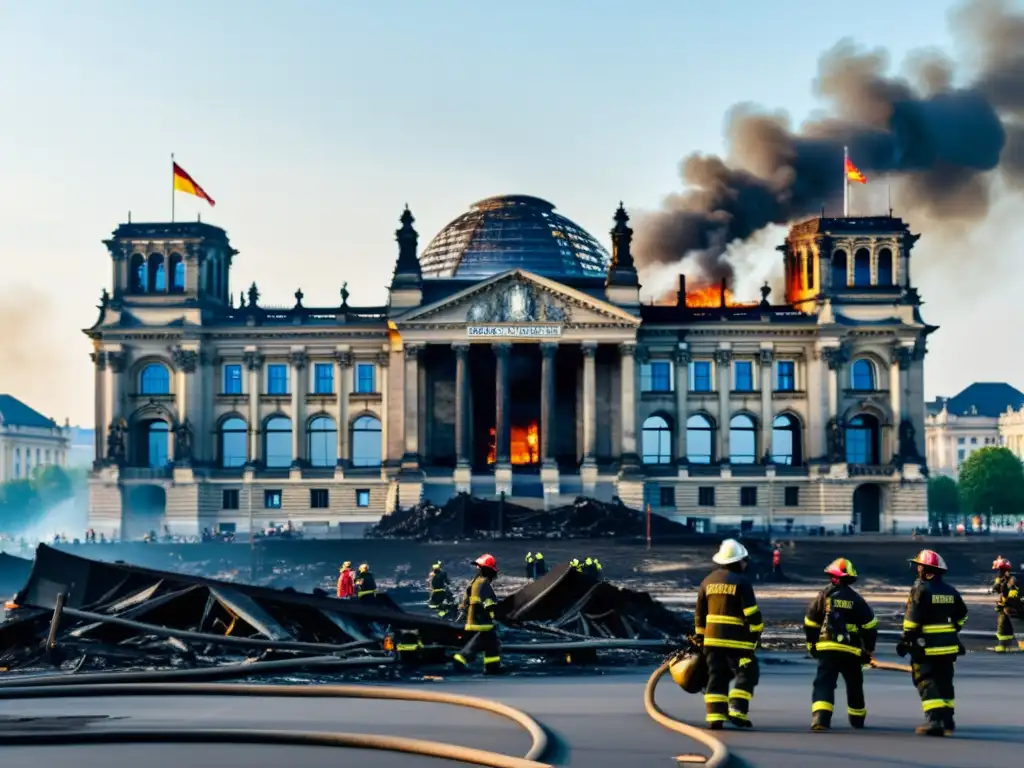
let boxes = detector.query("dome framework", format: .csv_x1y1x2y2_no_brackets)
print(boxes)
418,195,611,280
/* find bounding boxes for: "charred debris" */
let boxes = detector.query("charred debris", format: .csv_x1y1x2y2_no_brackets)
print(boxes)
0,546,691,677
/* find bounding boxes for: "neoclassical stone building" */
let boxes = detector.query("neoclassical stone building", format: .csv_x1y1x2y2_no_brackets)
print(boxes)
86,195,933,539
0,395,71,483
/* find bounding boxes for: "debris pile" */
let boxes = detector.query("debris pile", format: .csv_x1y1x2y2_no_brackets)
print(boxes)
367,494,695,541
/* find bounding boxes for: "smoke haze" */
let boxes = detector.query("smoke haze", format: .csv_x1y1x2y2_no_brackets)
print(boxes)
633,0,1024,286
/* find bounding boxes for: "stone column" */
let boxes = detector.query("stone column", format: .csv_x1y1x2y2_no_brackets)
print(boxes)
335,351,352,469
540,342,557,467
715,349,732,462
244,351,262,464
402,344,422,465
619,342,640,464
581,342,598,464
674,347,690,469
289,350,307,466
493,343,512,466
106,351,126,427
823,346,844,420
759,347,774,462
171,347,198,465
91,351,107,461
453,343,471,467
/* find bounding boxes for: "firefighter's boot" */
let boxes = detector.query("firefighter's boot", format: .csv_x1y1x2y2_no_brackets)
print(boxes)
915,718,946,737
943,712,956,736
811,710,832,732
728,713,753,729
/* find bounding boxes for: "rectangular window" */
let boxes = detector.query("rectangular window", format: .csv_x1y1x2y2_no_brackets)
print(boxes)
355,363,376,394
659,486,676,508
267,364,289,395
640,361,673,393
698,487,715,507
264,489,282,509
957,449,965,462
222,364,243,395
690,361,712,392
740,486,757,507
734,361,754,392
957,437,965,445
970,437,977,445
356,489,370,508
222,489,240,510
310,489,329,509
784,486,799,507
313,363,334,394
776,361,795,391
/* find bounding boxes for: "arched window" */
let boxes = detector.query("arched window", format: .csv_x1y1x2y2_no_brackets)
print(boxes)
308,415,338,467
130,254,147,293
149,254,166,292
139,364,170,395
729,414,757,464
846,414,880,464
877,248,893,286
831,250,847,289
771,414,803,466
850,359,875,391
219,417,248,468
145,421,170,468
264,416,293,468
351,415,382,467
169,253,185,292
685,414,714,464
854,248,871,286
641,415,672,465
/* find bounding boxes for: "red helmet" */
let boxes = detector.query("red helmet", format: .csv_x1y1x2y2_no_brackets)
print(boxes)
993,556,1013,571
824,558,858,580
909,549,947,571
474,553,498,572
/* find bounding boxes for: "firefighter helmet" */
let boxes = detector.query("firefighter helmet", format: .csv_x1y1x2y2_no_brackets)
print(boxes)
712,538,749,565
358,563,369,573
669,649,709,694
474,553,498,572
824,558,858,580
993,556,1013,571
909,549,947,571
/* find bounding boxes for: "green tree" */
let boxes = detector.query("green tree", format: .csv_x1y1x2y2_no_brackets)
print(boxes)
927,475,960,525
0,479,41,528
957,447,1024,528
32,464,73,502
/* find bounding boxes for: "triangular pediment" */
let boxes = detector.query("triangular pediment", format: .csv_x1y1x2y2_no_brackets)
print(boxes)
395,270,640,328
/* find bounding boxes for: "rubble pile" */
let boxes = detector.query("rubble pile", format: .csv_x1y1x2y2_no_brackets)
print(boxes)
367,494,694,541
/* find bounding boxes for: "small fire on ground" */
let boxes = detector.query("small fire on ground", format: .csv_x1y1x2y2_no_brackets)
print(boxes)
487,422,539,465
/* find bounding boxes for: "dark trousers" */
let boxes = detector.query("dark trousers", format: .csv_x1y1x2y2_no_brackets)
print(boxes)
703,648,759,724
912,658,956,725
811,652,866,724
996,613,1015,651
454,630,501,673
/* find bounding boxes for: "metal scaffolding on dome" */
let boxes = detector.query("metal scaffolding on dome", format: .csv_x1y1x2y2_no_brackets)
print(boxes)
418,195,611,280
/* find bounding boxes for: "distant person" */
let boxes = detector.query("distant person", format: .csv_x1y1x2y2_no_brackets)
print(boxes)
524,552,536,579
533,552,547,578
694,539,763,730
898,550,968,736
337,561,354,599
991,556,1021,653
582,557,599,579
569,558,583,573
453,554,502,675
427,561,452,618
355,564,377,601
803,558,877,731
772,547,782,576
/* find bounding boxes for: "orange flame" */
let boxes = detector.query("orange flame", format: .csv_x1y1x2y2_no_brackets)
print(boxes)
683,285,758,308
486,422,540,465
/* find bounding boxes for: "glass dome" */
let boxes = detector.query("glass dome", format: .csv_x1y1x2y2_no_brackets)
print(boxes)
418,195,611,280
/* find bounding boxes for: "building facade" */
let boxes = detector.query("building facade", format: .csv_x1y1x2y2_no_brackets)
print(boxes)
925,383,1024,478
85,195,933,539
0,395,71,483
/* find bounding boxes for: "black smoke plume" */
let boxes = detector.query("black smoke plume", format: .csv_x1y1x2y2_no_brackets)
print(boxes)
633,0,1024,283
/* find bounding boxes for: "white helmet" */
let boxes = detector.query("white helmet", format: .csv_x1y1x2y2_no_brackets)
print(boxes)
712,538,749,565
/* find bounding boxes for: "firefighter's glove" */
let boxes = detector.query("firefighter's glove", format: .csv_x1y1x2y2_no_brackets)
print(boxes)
689,634,704,649
807,644,818,659
896,638,910,658
958,642,966,656
860,650,873,666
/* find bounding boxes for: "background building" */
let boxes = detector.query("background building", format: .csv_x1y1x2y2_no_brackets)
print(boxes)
0,395,71,482
85,195,933,539
925,383,1024,477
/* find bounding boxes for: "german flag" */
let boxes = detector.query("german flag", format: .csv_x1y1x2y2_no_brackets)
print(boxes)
173,162,216,206
845,157,867,185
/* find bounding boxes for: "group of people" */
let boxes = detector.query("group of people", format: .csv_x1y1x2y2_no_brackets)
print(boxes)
335,561,377,600
569,556,603,579
687,538,980,736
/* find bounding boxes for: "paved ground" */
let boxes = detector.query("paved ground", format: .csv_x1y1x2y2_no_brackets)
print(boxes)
0,651,1022,767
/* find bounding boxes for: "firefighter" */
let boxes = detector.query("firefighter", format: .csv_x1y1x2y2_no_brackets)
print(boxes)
533,552,547,577
804,558,878,731
427,561,452,618
337,561,354,599
525,552,536,579
693,538,764,730
898,549,968,736
569,557,583,573
354,563,377,601
582,557,599,578
991,556,1021,652
593,557,603,580
453,554,502,674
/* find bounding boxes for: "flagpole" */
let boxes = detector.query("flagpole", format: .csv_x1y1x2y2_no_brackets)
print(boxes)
843,145,850,217
171,152,176,223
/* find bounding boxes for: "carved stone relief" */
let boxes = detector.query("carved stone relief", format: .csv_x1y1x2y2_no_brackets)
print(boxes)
466,279,571,324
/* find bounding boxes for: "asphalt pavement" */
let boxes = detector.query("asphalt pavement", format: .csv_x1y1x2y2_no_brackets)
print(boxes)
0,650,1022,767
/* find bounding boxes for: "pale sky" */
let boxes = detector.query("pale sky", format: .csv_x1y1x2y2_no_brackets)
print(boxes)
1,0,1021,428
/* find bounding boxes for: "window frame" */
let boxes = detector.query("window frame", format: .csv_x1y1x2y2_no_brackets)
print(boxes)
690,361,712,393
263,489,283,509
355,363,376,394
776,360,796,392
222,489,240,510
355,489,371,508
640,361,673,393
313,363,334,395
733,360,754,392
310,488,329,509
266,364,289,395
222,364,243,395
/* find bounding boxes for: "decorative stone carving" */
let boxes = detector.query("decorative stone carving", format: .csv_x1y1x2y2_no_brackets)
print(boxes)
822,345,848,371
581,343,597,359
466,279,570,324
174,419,194,462
674,347,692,365
492,342,512,358
898,418,921,462
376,351,391,367
620,343,637,357
289,350,308,370
759,348,774,366
404,344,423,360
334,351,353,367
90,351,107,370
451,343,470,356
170,347,198,373
539,341,558,358
890,345,912,370
243,351,263,371
826,416,846,463
714,349,733,366
106,418,127,463
106,351,127,374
